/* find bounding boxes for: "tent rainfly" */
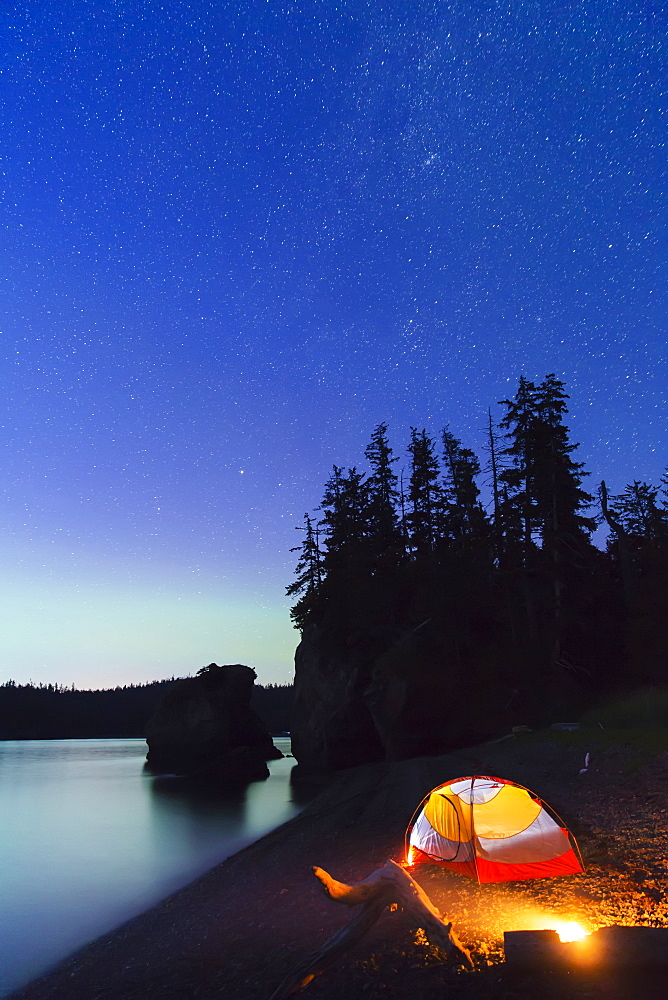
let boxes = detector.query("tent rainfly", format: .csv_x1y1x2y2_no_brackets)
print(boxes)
405,775,583,884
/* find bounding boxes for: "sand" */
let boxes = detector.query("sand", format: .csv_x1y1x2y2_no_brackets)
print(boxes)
8,733,668,1000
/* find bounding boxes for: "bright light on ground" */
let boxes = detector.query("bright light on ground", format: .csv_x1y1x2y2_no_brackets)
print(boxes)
515,908,592,943
551,920,589,942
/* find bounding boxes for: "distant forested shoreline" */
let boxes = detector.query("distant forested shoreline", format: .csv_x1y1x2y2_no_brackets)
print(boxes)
0,678,293,740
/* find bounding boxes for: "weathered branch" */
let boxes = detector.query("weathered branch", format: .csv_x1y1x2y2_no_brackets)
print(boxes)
269,860,472,1000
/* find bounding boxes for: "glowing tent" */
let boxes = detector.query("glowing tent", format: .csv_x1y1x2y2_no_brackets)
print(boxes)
406,775,583,883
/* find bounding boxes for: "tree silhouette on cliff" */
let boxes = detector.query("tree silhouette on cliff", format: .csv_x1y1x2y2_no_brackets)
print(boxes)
288,376,667,727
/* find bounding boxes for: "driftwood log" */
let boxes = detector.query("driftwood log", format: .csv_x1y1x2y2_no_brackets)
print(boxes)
269,859,473,999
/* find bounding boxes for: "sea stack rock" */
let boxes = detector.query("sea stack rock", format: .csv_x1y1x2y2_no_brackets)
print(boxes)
145,663,282,781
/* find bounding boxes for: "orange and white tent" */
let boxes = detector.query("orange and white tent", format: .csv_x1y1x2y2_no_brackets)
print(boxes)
406,775,583,883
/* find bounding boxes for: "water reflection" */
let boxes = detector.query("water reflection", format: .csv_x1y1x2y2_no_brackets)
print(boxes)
0,737,300,999
148,775,250,856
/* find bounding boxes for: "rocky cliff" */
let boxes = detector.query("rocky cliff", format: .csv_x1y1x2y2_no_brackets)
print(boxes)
290,627,387,772
145,663,282,781
291,625,511,773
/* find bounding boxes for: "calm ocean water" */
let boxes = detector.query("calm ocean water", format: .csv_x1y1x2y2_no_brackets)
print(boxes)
0,737,299,998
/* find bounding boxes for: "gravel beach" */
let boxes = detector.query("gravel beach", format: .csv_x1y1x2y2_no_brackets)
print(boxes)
9,732,668,1000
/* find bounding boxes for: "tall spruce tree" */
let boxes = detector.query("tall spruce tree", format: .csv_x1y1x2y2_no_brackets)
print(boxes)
364,422,401,555
286,513,323,631
499,375,594,557
609,481,666,540
320,466,368,562
317,465,370,622
498,376,539,563
441,427,487,543
532,374,595,546
606,478,668,685
498,375,596,704
406,428,441,558
533,375,595,683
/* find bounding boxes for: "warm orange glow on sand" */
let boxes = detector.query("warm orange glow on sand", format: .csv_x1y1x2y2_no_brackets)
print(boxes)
498,905,593,944
550,920,589,943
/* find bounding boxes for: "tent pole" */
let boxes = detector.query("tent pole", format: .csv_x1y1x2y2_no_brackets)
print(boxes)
471,775,481,884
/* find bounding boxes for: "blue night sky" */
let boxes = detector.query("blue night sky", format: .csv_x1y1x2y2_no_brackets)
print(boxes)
1,1,665,689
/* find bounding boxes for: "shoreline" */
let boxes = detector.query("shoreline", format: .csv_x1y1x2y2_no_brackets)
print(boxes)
7,752,476,1000
9,735,668,1000
0,735,297,1000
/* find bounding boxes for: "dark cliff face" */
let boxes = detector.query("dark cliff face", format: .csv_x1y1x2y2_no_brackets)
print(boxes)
364,633,494,760
290,627,386,772
291,628,512,773
145,663,282,780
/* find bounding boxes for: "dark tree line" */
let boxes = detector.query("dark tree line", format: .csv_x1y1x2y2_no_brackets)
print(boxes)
288,375,668,724
0,678,294,740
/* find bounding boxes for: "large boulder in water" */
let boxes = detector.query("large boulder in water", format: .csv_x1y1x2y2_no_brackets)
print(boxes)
145,663,282,781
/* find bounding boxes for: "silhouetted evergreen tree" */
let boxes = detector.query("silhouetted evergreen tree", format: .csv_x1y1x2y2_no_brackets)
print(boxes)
605,478,668,686
609,481,666,540
316,465,372,624
406,428,441,559
364,422,401,556
533,375,596,546
498,376,540,566
286,514,323,630
320,467,367,559
287,378,665,738
497,376,598,710
498,377,595,560
441,427,488,544
661,469,668,507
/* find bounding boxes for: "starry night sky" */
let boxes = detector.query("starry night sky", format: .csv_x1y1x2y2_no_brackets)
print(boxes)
1,1,665,688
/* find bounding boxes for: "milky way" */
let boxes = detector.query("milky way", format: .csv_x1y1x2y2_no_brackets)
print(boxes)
0,2,664,686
